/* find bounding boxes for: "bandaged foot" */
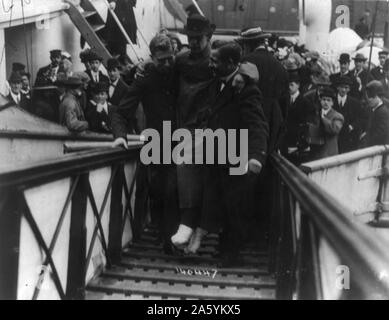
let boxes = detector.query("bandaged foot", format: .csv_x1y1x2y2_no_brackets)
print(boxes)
185,227,208,254
171,224,193,247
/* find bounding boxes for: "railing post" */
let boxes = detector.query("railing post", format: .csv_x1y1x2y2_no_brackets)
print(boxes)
0,190,21,300
108,164,124,264
66,174,88,300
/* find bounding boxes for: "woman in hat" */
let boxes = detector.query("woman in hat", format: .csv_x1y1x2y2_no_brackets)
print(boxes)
85,82,115,134
309,87,344,160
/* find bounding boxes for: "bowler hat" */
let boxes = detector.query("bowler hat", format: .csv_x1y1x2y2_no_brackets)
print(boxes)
335,75,353,87
339,53,350,63
183,14,215,37
289,72,300,83
379,50,389,56
12,62,26,72
8,72,22,84
238,26,271,42
366,80,384,97
320,87,336,99
107,58,121,71
62,76,83,87
91,81,109,94
50,49,62,57
88,51,103,62
353,53,367,61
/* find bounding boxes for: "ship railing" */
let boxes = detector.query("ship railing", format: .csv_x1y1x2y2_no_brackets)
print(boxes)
269,151,389,300
0,145,142,300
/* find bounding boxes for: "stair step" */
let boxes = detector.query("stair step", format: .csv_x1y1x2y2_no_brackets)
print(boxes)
119,257,270,276
122,250,267,266
101,266,276,289
85,291,186,300
130,242,266,257
87,278,275,300
91,24,105,33
82,11,97,19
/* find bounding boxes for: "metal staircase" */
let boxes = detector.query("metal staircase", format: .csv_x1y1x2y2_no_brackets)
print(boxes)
85,226,276,300
64,0,141,65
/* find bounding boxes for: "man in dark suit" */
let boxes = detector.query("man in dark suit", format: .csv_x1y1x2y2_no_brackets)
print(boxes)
330,53,359,98
381,59,389,100
239,26,289,119
35,50,62,86
361,81,389,148
370,50,389,82
111,34,178,253
334,76,367,153
7,72,31,111
85,51,109,85
107,0,138,55
189,43,269,266
107,58,129,106
351,53,372,98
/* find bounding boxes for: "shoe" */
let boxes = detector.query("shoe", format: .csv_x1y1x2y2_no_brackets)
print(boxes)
185,228,208,254
171,224,193,248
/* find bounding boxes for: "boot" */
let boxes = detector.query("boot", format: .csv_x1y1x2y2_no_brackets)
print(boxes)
171,224,193,247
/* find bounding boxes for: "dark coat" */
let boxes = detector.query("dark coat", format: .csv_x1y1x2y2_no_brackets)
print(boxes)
85,100,115,134
111,62,176,138
371,66,386,82
35,64,58,86
108,78,129,107
200,80,269,238
334,94,367,153
7,92,31,112
361,102,389,148
330,71,359,98
351,68,373,97
310,108,344,160
243,47,289,118
286,93,311,148
86,70,109,85
174,45,214,209
381,78,389,100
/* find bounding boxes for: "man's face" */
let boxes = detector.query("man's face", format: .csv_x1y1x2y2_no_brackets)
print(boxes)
289,81,299,95
340,62,350,74
21,76,29,89
51,55,62,67
152,51,174,74
188,34,208,54
209,50,234,78
90,60,101,72
366,94,379,109
355,60,364,70
10,81,22,95
379,55,387,67
93,91,108,104
337,84,350,97
108,67,121,82
320,96,333,111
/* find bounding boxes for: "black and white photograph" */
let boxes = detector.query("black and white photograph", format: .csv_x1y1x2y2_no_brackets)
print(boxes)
1,0,389,303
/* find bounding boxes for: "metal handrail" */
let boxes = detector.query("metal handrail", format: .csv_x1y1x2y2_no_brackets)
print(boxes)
271,152,389,299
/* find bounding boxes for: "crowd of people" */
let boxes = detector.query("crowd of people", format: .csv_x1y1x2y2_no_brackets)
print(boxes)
2,13,389,266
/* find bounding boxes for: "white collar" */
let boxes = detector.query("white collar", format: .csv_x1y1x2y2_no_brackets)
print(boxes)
372,99,384,112
338,94,347,103
10,91,21,103
322,107,331,116
290,91,300,102
110,78,119,86
221,67,239,84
